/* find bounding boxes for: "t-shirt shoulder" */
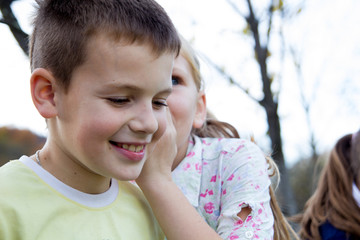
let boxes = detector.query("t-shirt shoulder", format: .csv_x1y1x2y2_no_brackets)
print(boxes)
1,156,119,208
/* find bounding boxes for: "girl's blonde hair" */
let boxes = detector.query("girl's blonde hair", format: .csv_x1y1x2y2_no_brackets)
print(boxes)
299,132,360,239
180,35,298,240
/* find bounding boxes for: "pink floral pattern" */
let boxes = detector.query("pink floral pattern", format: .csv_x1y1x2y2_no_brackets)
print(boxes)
172,135,274,239
204,202,215,214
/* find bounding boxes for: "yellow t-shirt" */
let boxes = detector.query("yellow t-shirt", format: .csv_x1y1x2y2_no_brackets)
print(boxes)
0,156,164,240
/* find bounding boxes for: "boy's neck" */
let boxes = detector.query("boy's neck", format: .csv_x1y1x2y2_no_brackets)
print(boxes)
34,144,112,194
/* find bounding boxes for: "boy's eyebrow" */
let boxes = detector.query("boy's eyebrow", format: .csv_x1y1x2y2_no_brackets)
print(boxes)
103,83,172,95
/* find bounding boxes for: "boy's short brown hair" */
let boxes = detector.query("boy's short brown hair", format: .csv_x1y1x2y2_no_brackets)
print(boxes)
29,0,180,92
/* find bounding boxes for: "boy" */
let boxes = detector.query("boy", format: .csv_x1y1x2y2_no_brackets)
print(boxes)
0,0,180,239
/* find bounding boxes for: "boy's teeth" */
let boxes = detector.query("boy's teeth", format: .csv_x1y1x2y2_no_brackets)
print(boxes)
121,144,144,152
135,146,143,152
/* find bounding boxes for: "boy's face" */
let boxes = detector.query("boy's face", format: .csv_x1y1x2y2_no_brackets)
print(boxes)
52,34,174,182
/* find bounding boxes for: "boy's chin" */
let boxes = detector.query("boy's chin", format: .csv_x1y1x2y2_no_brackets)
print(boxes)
112,168,143,182
114,174,140,182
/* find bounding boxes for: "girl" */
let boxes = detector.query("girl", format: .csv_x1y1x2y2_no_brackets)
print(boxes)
138,36,298,239
299,129,360,239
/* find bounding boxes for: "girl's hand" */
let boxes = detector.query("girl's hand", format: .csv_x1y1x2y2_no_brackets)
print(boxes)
136,108,177,186
135,108,220,240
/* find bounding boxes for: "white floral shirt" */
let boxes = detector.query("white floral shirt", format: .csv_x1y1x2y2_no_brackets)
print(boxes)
172,135,274,239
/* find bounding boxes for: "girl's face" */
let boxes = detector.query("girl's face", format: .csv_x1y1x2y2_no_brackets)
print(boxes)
167,55,206,169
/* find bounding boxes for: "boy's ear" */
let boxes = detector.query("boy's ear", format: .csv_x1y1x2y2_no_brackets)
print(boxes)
193,91,207,129
30,68,58,119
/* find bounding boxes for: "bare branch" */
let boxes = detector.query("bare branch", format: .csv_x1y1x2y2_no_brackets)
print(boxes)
289,46,319,161
0,0,29,55
225,0,246,18
200,53,260,103
266,0,277,46
245,0,273,105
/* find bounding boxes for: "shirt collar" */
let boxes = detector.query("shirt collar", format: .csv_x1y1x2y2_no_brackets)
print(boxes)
172,135,203,207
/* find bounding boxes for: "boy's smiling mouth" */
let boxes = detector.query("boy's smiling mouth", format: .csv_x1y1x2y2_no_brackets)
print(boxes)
109,141,145,153
109,141,146,162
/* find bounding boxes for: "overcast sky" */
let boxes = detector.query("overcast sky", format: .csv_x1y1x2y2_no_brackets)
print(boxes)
1,0,359,166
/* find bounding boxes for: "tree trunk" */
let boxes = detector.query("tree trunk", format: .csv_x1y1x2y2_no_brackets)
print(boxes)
246,0,297,215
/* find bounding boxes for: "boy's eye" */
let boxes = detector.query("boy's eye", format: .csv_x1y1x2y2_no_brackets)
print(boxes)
172,76,180,86
153,99,168,108
107,98,129,105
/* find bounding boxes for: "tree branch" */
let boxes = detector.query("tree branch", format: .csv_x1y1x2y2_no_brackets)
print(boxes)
266,0,275,44
225,0,246,19
245,0,272,106
200,52,260,104
0,0,29,56
289,46,319,161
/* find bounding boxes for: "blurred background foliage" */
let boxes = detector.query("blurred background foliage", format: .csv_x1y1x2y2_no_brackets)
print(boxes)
0,127,45,167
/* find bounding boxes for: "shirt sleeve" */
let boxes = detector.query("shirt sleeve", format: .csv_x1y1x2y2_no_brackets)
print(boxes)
217,140,274,240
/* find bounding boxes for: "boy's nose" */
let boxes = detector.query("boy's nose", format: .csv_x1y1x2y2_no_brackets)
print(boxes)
129,103,158,134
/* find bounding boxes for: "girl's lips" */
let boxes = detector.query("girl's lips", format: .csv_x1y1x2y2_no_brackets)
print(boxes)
110,141,146,162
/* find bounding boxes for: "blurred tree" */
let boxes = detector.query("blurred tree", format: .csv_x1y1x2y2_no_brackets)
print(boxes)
0,127,45,166
204,0,307,215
